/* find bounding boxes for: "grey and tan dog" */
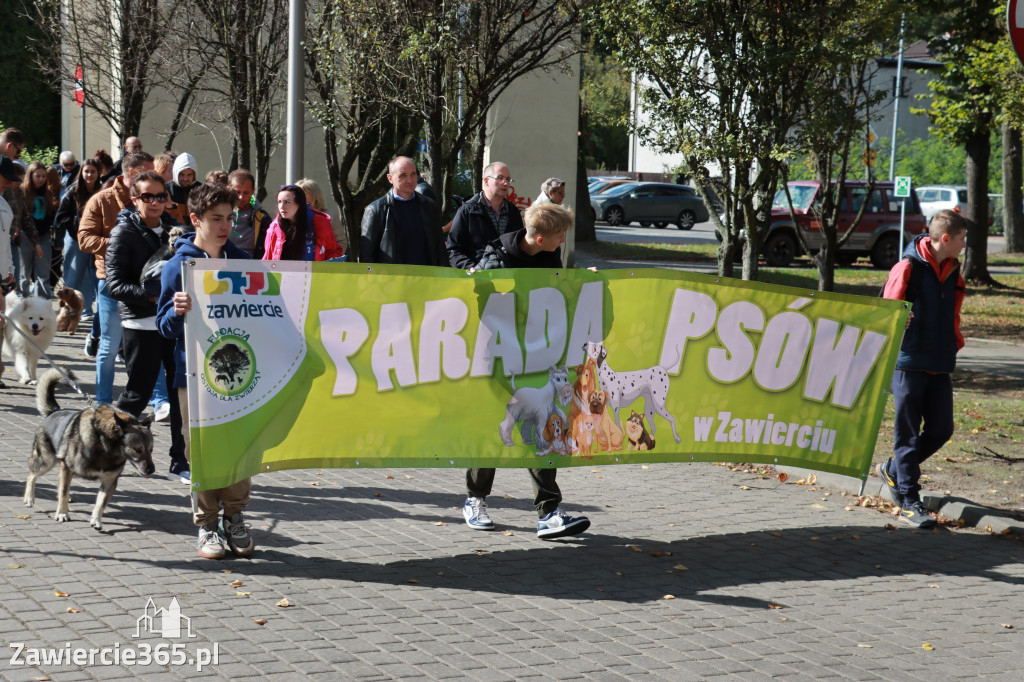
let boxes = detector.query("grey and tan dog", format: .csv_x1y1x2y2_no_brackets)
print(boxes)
24,369,156,530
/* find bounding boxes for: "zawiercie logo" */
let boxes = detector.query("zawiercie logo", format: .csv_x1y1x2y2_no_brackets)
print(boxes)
134,597,196,639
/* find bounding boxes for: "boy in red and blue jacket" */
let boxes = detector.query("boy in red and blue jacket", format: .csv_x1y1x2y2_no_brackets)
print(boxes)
879,209,967,528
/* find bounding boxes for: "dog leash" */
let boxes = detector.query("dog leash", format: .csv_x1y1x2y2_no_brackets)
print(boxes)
0,308,93,404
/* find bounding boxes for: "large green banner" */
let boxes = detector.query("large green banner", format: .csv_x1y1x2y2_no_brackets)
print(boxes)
182,261,907,490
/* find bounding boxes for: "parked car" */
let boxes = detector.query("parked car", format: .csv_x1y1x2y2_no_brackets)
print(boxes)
591,182,710,230
915,185,968,224
915,184,993,226
588,177,635,195
759,180,927,269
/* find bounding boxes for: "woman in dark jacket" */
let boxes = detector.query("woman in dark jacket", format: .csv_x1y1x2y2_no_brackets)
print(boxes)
54,158,102,318
105,170,188,479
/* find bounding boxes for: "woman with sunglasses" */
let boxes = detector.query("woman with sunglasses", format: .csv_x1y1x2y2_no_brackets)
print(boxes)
104,170,188,480
262,184,343,261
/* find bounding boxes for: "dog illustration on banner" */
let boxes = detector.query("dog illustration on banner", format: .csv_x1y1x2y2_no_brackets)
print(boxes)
498,365,572,455
585,341,681,444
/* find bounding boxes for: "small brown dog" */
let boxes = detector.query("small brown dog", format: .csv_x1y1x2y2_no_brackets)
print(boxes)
55,285,86,334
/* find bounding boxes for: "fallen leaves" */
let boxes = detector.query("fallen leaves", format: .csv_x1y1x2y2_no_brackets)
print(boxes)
253,619,268,626
673,564,688,571
15,515,31,520
66,607,80,614
768,604,783,610
662,594,675,600
54,591,68,598
235,592,251,596
857,644,873,648
779,472,788,483
922,642,934,651
1001,623,1014,629
811,503,826,509
276,598,291,608
230,580,244,588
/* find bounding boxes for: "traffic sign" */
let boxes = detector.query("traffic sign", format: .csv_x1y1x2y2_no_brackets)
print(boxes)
1009,1,1024,67
894,176,911,198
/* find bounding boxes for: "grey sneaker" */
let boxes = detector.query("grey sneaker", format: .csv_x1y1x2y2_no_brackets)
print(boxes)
463,497,495,530
898,500,937,529
221,512,255,556
876,458,903,506
197,523,226,559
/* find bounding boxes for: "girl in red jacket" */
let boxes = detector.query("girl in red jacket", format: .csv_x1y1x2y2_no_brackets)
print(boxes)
262,184,343,261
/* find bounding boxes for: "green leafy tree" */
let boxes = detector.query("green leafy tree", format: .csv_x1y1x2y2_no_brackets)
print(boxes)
593,0,887,280
580,52,629,171
913,1,1011,284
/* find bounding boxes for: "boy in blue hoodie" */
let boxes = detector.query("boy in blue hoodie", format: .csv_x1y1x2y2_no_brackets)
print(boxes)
880,209,967,528
156,182,255,559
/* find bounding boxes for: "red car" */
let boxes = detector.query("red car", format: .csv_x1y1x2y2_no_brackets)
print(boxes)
762,180,927,268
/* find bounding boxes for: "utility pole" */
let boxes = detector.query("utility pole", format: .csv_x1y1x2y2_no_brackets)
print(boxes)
286,0,305,183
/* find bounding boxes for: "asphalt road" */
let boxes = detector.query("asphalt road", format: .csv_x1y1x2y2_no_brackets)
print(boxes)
594,220,719,245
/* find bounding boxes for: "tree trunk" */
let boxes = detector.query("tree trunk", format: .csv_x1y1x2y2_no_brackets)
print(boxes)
962,130,996,285
574,149,595,243
1002,122,1024,253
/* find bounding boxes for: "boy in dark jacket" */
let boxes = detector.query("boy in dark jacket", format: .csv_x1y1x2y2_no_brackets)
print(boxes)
880,209,967,528
156,182,255,560
464,202,591,539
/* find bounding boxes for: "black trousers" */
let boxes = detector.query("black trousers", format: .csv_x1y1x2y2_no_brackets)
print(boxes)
466,468,561,517
116,327,186,466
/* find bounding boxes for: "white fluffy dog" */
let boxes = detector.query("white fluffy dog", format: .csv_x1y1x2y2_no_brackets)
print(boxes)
3,292,57,385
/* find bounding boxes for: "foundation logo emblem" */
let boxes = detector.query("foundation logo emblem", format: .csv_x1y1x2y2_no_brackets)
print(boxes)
203,330,257,398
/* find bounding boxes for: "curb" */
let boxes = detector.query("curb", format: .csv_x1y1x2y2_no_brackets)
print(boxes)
776,465,1024,535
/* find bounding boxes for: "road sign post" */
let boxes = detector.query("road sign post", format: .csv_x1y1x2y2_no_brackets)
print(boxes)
894,176,911,256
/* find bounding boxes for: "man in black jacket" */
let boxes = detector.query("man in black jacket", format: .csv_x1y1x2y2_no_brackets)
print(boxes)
359,156,446,265
446,161,524,269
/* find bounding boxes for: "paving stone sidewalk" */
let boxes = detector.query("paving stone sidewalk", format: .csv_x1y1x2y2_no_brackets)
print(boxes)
1,330,1022,681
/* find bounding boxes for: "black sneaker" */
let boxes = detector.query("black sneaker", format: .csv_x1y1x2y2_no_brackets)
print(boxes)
899,500,937,528
876,458,903,506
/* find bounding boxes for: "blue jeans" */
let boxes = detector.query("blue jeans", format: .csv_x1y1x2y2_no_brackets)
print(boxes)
95,279,123,405
62,232,97,315
891,369,954,502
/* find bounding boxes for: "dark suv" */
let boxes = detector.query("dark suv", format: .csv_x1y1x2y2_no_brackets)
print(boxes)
760,180,927,268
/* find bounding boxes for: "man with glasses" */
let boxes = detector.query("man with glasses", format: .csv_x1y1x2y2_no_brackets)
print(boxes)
78,151,155,407
446,161,524,270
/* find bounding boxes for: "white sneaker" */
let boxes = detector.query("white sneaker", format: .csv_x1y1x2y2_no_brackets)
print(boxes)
537,508,590,539
463,497,495,530
197,524,226,559
154,402,171,422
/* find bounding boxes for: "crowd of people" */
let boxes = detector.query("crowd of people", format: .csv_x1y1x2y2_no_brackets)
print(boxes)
0,127,588,558
0,125,965,554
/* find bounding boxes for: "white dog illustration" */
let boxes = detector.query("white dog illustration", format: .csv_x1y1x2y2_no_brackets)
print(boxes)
584,341,680,443
499,365,572,452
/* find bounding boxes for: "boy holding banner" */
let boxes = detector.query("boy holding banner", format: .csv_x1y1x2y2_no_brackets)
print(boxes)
463,201,591,539
156,182,256,559
880,209,967,529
